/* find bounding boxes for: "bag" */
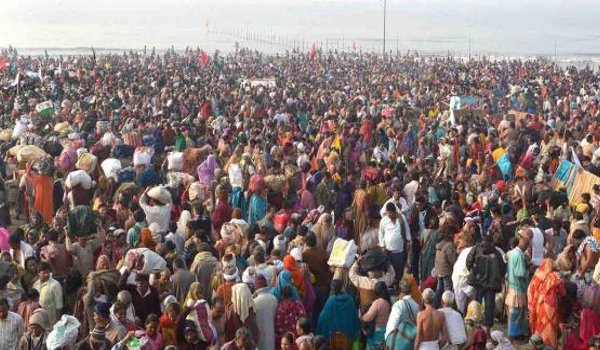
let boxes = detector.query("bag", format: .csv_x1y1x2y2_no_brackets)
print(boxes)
133,147,153,167
75,152,98,174
16,145,47,163
58,147,78,174
46,315,81,350
328,238,358,268
65,170,92,190
0,129,12,141
67,205,97,237
101,158,122,180
116,167,135,184
122,132,143,147
43,136,63,157
384,300,417,350
113,144,135,158
125,248,167,275
19,133,42,146
147,186,172,204
167,152,184,171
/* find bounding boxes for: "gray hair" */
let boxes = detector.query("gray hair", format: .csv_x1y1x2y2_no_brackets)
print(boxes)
422,288,435,305
441,291,455,307
398,280,411,295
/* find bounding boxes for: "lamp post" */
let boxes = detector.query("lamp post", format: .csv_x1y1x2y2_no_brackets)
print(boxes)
383,0,387,57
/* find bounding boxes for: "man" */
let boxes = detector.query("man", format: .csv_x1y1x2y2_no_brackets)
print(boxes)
0,297,24,350
211,296,226,347
75,325,113,350
139,188,173,234
403,172,420,205
506,236,530,339
415,288,448,350
438,291,466,350
252,246,278,286
171,258,197,304
434,225,457,307
385,280,419,339
313,172,335,211
379,187,409,218
40,229,71,283
545,219,567,258
66,231,102,278
379,202,410,283
127,209,146,248
118,264,161,324
7,234,34,269
302,233,332,323
95,302,126,345
253,275,277,350
32,262,63,326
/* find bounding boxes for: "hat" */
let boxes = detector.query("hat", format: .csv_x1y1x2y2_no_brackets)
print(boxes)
90,326,107,343
273,235,287,252
93,302,111,318
29,309,49,330
223,266,239,281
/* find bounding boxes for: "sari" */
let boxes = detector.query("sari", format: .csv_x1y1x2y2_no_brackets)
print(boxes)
247,193,267,225
317,293,360,342
230,186,247,219
419,229,440,283
527,259,566,349
197,154,219,186
34,174,54,225
310,213,335,252
270,270,300,302
283,255,305,296
351,188,370,236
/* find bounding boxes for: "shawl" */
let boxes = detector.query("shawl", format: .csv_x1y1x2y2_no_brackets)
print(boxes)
231,283,254,322
270,270,300,302
184,282,202,306
310,213,335,252
247,194,267,225
490,331,514,350
197,154,219,185
465,300,484,324
34,174,54,225
527,259,564,334
316,294,360,340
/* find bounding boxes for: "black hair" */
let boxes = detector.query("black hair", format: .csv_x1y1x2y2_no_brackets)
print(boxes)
331,279,343,295
304,232,317,248
374,281,391,306
133,209,146,223
297,317,312,334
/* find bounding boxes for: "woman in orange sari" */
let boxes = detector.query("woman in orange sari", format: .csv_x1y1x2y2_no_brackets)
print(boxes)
351,182,370,239
527,259,566,349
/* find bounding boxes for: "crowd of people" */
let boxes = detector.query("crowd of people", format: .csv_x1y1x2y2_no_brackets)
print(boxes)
0,46,599,350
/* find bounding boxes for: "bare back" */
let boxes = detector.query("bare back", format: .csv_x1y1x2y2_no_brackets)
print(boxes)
417,308,445,341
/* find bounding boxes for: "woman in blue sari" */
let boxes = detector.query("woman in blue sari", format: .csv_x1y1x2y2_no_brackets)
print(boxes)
317,279,360,346
247,190,267,225
271,270,300,302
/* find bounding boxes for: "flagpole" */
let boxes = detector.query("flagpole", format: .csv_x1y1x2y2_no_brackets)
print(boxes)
383,0,387,58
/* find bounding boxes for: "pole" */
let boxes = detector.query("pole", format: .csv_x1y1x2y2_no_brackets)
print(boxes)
383,0,387,57
468,38,471,58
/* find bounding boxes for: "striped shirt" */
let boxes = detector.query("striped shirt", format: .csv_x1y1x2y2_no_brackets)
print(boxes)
0,312,24,350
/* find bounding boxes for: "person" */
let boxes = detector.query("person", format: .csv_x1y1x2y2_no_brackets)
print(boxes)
433,224,457,307
488,331,515,350
295,317,314,348
317,279,360,348
378,202,411,283
224,283,258,344
117,268,162,324
385,280,419,339
360,281,391,350
415,288,448,350
438,291,466,350
31,262,63,326
253,275,277,350
16,289,40,329
18,309,48,350
8,234,35,269
463,301,487,350
74,325,113,350
280,332,295,350
466,234,506,331
275,286,306,348
310,213,335,252
505,236,530,339
139,188,173,235
221,327,256,350
528,259,566,349
348,253,395,310
39,229,70,284
171,258,197,304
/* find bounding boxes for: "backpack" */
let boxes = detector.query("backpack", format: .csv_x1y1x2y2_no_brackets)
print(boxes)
43,135,63,157
385,300,417,350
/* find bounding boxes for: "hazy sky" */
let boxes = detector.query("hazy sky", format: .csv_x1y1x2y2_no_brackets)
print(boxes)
2,0,600,55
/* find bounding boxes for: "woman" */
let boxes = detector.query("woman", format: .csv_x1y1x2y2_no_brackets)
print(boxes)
142,314,164,350
224,283,259,344
159,301,181,347
295,317,314,348
271,271,301,302
184,282,203,306
280,332,296,350
463,301,487,350
20,257,39,293
275,286,306,348
360,281,391,350
317,279,360,348
528,259,566,349
350,182,370,237
283,255,307,297
310,213,335,252
419,216,440,283
247,188,267,225
489,331,514,350
139,228,157,251
197,154,220,187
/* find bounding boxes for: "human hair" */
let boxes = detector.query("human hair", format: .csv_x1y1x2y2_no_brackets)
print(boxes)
573,229,587,240
38,261,51,272
146,313,159,325
282,332,295,344
398,280,411,295
331,279,343,295
8,234,20,246
441,291,455,307
304,232,317,248
297,317,311,334
174,258,186,269
133,209,146,223
212,295,225,307
113,300,127,313
281,286,293,300
422,288,435,305
374,281,391,306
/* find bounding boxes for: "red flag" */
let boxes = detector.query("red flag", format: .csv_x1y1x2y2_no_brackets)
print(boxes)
198,51,209,68
352,41,356,51
0,57,6,71
309,43,317,59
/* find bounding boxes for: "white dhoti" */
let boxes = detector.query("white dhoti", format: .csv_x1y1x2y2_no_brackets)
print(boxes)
419,340,440,350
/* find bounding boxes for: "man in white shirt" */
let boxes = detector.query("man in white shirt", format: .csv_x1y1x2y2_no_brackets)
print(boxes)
139,188,173,234
8,234,35,269
379,203,411,283
379,188,409,218
403,173,420,205
0,297,24,350
438,291,467,349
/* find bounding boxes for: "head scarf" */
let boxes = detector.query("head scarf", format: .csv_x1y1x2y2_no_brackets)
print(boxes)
95,254,111,270
197,154,219,185
311,213,334,250
283,255,304,292
184,282,202,306
270,270,300,301
177,210,192,236
231,283,254,322
490,331,514,350
465,300,483,324
140,228,157,250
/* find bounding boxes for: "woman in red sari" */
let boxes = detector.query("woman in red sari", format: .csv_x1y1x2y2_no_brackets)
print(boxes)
527,259,566,349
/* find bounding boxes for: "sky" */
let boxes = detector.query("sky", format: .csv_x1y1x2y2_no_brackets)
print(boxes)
1,0,600,56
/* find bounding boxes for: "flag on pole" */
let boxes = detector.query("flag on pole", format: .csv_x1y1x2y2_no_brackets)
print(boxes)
352,41,356,51
198,51,209,68
309,43,317,59
0,57,6,71
35,101,56,117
